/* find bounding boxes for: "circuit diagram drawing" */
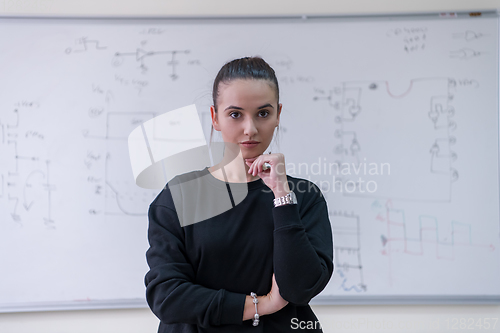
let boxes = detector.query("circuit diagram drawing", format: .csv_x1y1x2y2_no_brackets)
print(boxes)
83,111,160,217
0,107,55,229
315,78,459,202
452,30,486,41
112,47,190,78
65,37,108,54
449,48,485,60
376,199,495,286
329,210,367,293
450,29,488,60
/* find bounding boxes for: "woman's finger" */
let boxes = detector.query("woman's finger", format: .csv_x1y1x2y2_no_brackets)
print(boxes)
252,156,262,176
248,157,262,175
246,154,279,175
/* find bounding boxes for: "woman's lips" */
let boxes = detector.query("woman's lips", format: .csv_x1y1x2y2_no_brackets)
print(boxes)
241,142,259,148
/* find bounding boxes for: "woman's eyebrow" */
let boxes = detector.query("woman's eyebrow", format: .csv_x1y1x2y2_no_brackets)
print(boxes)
257,103,274,109
224,105,243,111
224,103,274,111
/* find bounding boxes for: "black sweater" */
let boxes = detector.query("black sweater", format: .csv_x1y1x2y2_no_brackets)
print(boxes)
145,166,334,332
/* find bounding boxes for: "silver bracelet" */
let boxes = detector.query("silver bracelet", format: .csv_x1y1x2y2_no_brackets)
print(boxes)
250,292,259,326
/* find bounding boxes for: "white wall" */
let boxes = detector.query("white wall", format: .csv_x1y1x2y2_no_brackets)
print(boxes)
1,1,499,332
0,0,499,17
1,305,500,333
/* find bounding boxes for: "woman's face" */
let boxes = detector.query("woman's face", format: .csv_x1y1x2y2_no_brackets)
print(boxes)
211,79,282,159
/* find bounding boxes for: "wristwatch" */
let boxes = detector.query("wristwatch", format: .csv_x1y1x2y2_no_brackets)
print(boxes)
273,191,297,207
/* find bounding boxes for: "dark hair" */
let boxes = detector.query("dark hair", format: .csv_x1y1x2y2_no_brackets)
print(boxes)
210,56,281,149
212,56,280,111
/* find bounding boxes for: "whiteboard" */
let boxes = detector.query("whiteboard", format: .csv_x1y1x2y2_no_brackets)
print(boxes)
0,13,499,312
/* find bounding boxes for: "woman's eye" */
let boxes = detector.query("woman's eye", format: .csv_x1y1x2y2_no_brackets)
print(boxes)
229,110,269,119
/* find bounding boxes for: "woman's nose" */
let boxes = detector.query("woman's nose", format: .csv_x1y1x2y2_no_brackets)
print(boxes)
243,118,258,136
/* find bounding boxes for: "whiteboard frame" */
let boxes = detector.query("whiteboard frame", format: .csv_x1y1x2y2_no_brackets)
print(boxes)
0,10,498,22
0,10,498,313
2,295,500,313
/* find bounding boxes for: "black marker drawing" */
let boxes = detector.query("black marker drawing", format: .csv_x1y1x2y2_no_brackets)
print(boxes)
65,37,107,54
313,78,458,202
112,48,190,78
82,112,159,216
452,30,486,41
450,48,484,60
387,27,427,53
329,210,367,293
1,107,55,229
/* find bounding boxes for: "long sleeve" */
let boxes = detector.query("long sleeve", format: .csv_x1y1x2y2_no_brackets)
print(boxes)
272,184,334,306
144,203,247,328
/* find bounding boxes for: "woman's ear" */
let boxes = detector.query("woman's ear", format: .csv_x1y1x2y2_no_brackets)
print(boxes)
276,103,282,126
210,105,220,131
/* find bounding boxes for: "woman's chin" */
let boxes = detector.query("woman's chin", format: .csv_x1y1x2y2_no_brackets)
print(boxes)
243,151,263,159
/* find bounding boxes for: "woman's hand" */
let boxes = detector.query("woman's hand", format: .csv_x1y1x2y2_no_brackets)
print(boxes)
242,273,289,321
245,153,290,196
266,273,289,312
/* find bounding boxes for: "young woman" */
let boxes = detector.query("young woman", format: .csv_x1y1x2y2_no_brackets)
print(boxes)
145,56,334,332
